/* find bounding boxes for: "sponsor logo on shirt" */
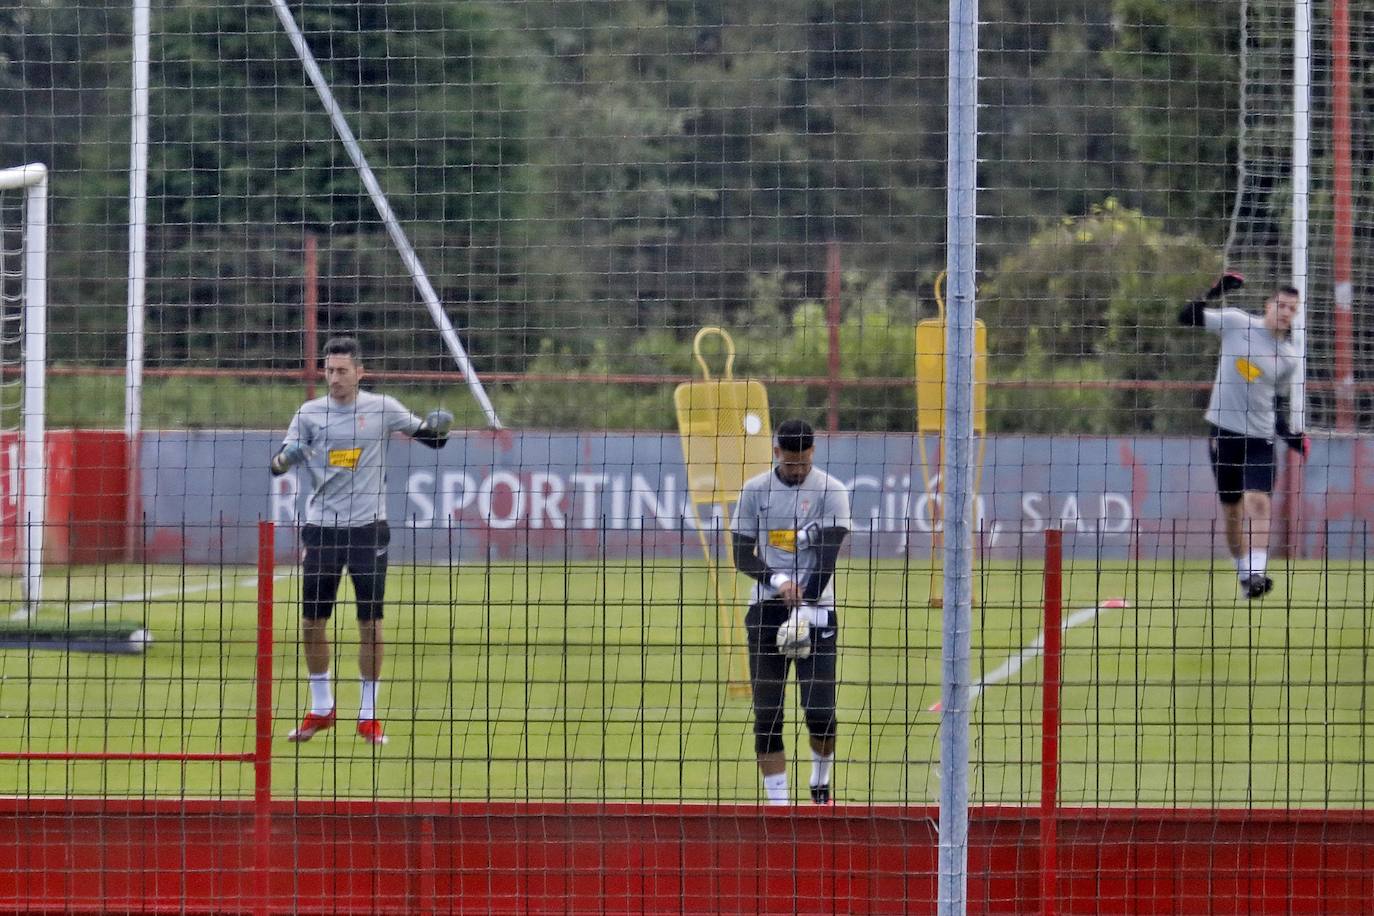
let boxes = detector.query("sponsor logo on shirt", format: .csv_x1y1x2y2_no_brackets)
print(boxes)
768,529,797,552
1235,357,1263,382
328,447,362,470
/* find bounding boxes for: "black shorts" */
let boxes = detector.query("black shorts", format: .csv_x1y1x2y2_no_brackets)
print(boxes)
744,599,839,754
301,522,390,621
1208,425,1276,504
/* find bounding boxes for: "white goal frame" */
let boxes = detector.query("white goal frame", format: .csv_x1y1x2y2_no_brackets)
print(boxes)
0,163,48,617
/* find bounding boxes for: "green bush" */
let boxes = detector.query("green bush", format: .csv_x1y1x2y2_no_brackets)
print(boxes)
980,199,1220,434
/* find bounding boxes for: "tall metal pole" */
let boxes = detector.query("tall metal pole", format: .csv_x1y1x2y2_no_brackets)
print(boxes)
267,0,503,429
1331,0,1355,431
304,233,319,400
1290,0,1309,435
124,0,150,561
124,0,149,445
825,241,842,433
939,1,978,914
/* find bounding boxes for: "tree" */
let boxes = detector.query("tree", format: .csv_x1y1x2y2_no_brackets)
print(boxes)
136,0,534,232
1105,0,1240,240
980,198,1222,433
68,0,541,370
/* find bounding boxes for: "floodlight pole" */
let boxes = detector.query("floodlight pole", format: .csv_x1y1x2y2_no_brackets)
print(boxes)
267,0,503,430
939,2,978,915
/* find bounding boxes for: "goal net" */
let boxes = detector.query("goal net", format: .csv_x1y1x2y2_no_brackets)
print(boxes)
0,1,1371,912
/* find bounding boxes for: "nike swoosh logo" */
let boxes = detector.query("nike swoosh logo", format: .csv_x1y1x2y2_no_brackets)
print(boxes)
820,630,835,639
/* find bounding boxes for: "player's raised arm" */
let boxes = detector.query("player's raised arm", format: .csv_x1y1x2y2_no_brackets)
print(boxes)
413,408,453,449
383,393,451,450
1179,269,1245,327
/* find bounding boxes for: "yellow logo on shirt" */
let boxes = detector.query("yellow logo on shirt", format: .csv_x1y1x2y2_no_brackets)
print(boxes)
1234,358,1263,382
768,529,797,553
328,447,362,470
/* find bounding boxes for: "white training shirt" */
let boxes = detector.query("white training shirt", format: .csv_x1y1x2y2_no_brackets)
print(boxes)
281,390,424,527
1202,308,1300,440
732,467,853,609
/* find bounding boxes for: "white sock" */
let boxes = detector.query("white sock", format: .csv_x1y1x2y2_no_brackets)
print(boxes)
1248,550,1268,578
762,772,790,806
1235,555,1248,579
359,679,380,721
810,750,834,788
308,672,334,716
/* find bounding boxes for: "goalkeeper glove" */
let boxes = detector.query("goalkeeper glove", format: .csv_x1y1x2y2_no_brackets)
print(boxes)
1206,270,1245,300
776,605,821,660
423,408,454,438
1282,434,1310,459
271,442,312,474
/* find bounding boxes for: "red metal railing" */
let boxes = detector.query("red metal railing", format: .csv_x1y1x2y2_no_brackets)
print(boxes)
1040,527,1063,916
0,520,276,914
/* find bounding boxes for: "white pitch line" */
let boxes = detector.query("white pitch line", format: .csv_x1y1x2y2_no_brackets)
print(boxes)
928,598,1129,712
9,572,295,622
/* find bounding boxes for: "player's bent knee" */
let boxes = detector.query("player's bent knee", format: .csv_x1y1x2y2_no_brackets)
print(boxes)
754,731,785,756
806,710,837,742
754,708,785,756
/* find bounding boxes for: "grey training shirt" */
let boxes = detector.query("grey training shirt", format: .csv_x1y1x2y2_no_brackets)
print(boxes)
732,467,852,609
1203,308,1300,440
281,390,424,527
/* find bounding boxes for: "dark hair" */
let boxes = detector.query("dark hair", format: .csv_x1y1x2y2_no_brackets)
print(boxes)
775,418,815,453
1276,285,1301,299
322,336,362,362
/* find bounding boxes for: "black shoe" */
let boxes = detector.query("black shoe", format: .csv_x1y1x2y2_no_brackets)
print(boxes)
1243,574,1273,600
810,783,830,805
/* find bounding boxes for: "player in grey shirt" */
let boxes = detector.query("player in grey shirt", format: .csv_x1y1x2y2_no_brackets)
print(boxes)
1180,273,1308,599
731,419,851,805
270,336,453,746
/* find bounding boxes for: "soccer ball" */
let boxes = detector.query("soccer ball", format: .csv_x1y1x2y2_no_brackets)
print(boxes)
775,615,811,659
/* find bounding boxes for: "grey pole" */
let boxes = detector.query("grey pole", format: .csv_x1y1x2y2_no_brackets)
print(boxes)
267,0,503,430
939,1,978,914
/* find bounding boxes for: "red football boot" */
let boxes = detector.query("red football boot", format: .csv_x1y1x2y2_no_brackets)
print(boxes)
287,708,336,742
356,718,388,746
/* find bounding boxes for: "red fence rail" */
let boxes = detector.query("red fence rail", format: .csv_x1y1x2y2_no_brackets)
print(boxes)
0,520,276,912
29,363,1374,395
1,524,1371,913
1,800,1371,914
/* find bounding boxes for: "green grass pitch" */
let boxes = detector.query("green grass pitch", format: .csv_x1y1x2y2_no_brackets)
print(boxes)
0,558,1370,807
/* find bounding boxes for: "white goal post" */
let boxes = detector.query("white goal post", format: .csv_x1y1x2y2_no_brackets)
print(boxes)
0,163,48,618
